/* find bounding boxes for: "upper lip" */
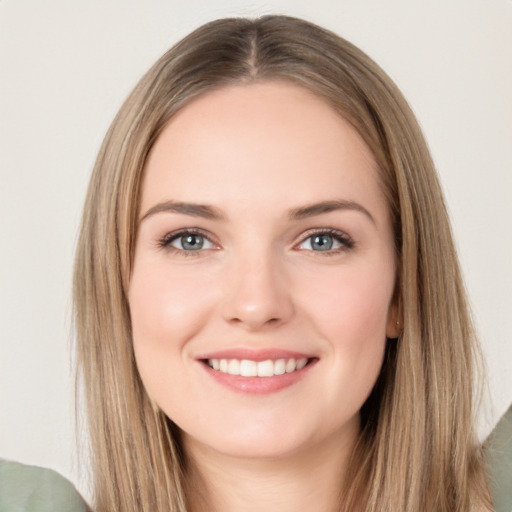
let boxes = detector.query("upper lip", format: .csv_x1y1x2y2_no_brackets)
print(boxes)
196,348,315,362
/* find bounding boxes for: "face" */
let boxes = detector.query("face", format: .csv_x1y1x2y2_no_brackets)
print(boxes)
129,82,399,462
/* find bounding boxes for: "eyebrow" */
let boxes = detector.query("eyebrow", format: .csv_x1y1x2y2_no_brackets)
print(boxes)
140,201,227,223
140,199,375,224
288,200,375,224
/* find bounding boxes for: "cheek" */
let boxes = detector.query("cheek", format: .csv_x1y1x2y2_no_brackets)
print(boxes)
301,265,393,393
129,262,215,348
128,261,220,415
128,261,219,403
307,264,394,338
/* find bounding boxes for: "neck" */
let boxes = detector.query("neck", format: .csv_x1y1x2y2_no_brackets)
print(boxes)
184,425,359,512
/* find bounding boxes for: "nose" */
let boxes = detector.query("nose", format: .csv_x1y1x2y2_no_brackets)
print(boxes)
221,251,294,330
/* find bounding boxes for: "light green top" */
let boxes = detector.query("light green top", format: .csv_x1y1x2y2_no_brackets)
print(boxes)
0,459,87,512
486,405,512,512
0,406,510,512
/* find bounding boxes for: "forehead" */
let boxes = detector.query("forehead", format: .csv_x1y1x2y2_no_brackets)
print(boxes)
141,81,387,221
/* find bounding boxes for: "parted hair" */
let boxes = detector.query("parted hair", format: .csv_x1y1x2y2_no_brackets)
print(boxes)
73,15,489,512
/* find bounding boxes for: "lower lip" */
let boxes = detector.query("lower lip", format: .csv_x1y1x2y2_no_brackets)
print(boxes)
199,359,316,394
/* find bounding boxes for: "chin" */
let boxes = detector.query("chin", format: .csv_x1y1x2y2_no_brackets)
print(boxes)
187,434,308,462
180,412,360,464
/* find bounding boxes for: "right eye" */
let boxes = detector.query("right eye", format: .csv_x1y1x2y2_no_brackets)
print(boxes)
159,230,217,253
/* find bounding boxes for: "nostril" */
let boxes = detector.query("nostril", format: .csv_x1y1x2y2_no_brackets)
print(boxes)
227,314,284,330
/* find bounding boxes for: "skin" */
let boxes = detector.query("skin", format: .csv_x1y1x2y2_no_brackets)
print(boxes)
129,81,399,512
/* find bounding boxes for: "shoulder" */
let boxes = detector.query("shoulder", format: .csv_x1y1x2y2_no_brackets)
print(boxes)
0,458,88,512
485,405,512,512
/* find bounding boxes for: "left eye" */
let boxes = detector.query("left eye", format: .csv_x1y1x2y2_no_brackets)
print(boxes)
168,233,215,251
297,232,351,252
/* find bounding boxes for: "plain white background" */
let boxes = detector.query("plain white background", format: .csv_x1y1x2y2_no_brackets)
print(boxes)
1,0,511,498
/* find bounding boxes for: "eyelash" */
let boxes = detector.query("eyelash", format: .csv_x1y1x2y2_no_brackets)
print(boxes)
156,228,217,257
297,228,355,255
156,227,354,256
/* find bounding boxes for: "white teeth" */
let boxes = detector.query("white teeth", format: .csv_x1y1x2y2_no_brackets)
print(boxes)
296,358,308,370
257,360,274,377
227,359,240,375
240,359,257,377
285,359,296,373
206,357,310,377
274,359,286,375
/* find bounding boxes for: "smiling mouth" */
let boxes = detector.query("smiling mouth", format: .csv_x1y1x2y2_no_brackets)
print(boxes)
205,357,313,377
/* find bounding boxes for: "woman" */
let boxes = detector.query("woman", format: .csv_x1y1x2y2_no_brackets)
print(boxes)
73,15,492,511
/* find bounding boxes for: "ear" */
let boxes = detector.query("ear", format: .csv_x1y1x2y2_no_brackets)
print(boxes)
385,297,401,339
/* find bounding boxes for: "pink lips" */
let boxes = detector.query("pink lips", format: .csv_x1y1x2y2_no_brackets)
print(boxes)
196,348,317,394
197,348,313,361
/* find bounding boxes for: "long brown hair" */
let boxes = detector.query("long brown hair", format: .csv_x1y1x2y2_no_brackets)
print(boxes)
73,15,489,511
